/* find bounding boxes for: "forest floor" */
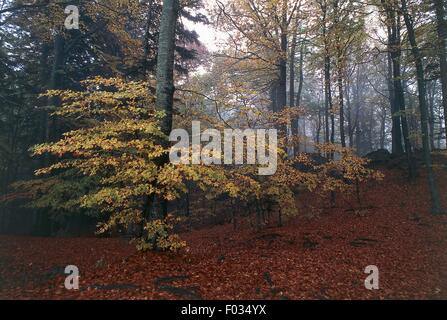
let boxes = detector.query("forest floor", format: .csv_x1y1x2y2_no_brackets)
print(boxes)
1,152,447,300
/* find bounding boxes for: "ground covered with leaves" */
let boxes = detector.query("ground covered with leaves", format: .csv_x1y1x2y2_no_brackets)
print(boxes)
1,164,447,300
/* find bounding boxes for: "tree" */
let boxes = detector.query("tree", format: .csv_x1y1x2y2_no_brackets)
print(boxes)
149,0,181,220
379,0,415,177
0,0,208,234
381,0,405,155
433,0,447,146
214,0,302,132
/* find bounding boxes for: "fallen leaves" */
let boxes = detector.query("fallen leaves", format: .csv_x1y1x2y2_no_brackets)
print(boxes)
1,167,447,300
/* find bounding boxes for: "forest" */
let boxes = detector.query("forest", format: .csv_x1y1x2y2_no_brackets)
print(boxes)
0,0,447,301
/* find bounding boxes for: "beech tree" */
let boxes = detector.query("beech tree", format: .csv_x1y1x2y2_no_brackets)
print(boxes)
149,0,180,220
433,0,447,145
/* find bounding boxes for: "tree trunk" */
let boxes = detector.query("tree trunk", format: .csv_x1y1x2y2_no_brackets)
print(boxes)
297,40,305,108
338,67,346,147
294,40,305,148
321,3,331,146
317,106,322,145
401,0,444,215
433,0,447,147
150,0,180,220
38,42,50,169
278,1,288,135
291,37,305,152
428,80,437,150
394,13,415,177
346,80,354,148
290,23,297,143
48,34,66,142
382,1,404,155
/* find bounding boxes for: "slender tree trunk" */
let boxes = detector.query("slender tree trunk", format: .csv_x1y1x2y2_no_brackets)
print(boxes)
149,0,180,220
38,43,50,168
278,1,288,135
292,39,305,152
297,40,305,107
290,39,296,111
143,0,155,71
338,67,346,147
395,14,415,177
38,43,50,141
48,34,66,142
383,1,404,155
317,106,322,144
346,80,354,148
428,80,437,150
270,83,278,112
321,3,331,146
290,23,298,144
296,41,305,152
382,1,416,176
395,16,412,151
333,0,346,148
401,0,444,215
380,105,387,149
433,0,447,147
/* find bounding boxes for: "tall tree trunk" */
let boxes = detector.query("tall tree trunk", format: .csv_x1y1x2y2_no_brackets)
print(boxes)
380,105,387,149
33,34,65,236
296,40,305,107
296,40,305,149
382,0,404,155
401,0,444,215
290,22,298,143
346,80,354,148
143,0,155,71
324,56,331,145
428,80,437,150
290,37,296,111
334,0,346,148
321,2,331,145
353,67,362,153
278,0,288,135
291,38,305,152
317,106,322,144
38,42,50,168
48,34,66,142
270,83,278,112
395,13,415,177
338,66,346,147
433,0,447,147
149,0,180,220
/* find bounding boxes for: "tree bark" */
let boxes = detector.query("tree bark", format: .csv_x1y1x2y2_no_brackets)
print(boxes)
433,0,447,147
346,79,354,148
338,67,346,147
278,0,288,135
382,0,404,155
324,53,333,146
297,41,305,108
401,0,444,215
290,22,297,141
428,80,437,150
150,0,180,220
